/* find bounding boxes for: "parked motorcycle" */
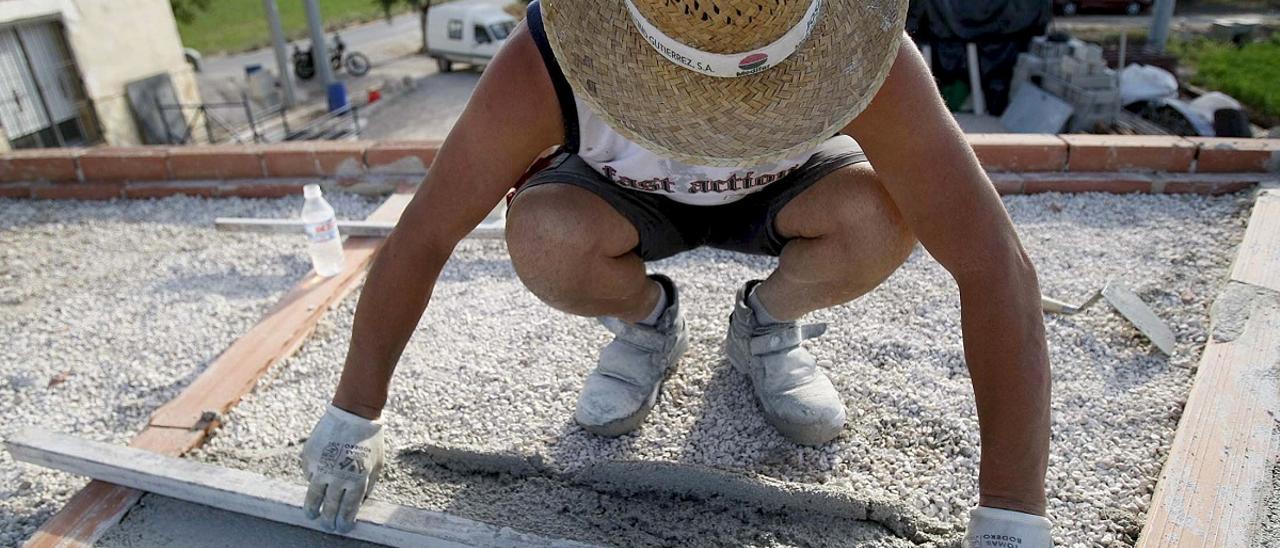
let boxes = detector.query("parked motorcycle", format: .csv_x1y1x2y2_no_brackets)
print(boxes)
293,34,371,80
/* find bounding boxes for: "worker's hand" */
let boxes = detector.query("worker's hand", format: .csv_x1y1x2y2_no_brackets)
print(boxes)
300,404,385,533
963,506,1052,548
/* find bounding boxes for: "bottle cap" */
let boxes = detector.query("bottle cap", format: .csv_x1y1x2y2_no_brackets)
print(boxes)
303,184,322,199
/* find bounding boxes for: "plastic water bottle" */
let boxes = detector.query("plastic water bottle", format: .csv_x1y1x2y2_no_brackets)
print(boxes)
301,184,345,277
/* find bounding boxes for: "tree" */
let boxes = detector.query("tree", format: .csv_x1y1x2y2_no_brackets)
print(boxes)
170,0,212,25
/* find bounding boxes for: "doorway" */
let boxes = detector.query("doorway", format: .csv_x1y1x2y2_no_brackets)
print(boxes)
0,20,99,149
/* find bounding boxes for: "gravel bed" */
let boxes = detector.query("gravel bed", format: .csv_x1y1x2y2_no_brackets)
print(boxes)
191,191,1252,546
0,194,380,545
1263,463,1280,547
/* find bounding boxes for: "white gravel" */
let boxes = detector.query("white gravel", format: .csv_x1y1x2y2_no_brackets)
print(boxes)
188,191,1252,546
0,193,380,546
0,191,1254,547
1263,463,1280,547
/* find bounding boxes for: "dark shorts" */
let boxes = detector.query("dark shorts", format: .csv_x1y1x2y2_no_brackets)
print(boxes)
513,135,869,261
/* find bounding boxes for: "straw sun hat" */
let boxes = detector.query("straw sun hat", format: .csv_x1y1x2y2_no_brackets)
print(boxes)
541,0,909,167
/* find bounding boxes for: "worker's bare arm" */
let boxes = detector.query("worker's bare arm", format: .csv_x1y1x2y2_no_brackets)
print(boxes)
332,26,563,419
846,36,1050,515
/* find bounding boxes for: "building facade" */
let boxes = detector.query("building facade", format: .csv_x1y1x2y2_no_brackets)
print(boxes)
0,0,200,150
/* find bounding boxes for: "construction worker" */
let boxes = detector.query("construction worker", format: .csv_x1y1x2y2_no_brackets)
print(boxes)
300,0,1052,544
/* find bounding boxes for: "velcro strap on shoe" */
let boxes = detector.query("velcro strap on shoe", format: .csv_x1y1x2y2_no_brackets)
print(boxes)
749,323,828,356
599,317,670,353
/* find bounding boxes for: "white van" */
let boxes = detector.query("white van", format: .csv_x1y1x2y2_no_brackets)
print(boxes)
426,2,517,72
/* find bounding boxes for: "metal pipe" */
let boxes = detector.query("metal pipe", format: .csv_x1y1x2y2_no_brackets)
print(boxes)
1117,31,1128,72
262,0,296,108
303,0,335,87
1150,0,1177,53
966,42,986,116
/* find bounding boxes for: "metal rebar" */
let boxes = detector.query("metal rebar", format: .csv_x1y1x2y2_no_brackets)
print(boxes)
202,106,213,144
242,92,260,143
156,95,173,144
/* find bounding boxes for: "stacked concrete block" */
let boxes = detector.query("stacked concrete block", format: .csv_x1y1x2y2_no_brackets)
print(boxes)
1016,36,1122,132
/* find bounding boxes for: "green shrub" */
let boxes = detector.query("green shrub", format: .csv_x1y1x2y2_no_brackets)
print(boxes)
1172,36,1280,121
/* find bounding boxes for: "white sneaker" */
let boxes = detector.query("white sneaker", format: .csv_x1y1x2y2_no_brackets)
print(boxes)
575,274,688,436
726,280,847,445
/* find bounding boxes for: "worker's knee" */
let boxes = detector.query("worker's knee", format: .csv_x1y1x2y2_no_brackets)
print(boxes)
505,184,638,304
508,187,586,260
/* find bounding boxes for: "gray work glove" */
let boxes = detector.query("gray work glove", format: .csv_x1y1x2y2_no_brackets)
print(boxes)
963,506,1053,548
299,404,385,533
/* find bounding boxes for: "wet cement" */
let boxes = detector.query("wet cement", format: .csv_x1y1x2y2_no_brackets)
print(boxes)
96,495,384,548
101,448,912,548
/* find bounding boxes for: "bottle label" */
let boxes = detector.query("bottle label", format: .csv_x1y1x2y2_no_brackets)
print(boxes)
305,218,339,243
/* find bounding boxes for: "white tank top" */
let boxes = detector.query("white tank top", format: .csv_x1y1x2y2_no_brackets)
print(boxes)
530,2,820,207
573,99,818,206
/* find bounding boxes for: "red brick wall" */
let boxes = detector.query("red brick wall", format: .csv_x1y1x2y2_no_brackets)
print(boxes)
0,136,1274,200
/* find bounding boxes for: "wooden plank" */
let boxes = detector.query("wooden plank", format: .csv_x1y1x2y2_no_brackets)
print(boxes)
214,217,506,240
1137,297,1280,547
152,192,409,429
1230,190,1280,294
1139,190,1280,547
8,430,598,548
25,193,414,548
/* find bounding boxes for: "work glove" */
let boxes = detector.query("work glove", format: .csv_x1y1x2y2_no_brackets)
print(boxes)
300,404,385,533
963,506,1053,548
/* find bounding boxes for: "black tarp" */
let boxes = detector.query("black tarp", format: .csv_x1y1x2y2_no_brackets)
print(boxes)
907,0,1053,115
908,0,1052,42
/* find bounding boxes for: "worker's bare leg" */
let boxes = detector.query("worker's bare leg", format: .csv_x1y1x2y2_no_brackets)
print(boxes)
755,162,916,320
725,162,916,445
508,183,684,436
506,183,659,324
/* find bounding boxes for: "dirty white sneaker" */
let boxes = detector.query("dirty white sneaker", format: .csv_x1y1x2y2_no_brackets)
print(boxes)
726,280,847,446
575,274,688,437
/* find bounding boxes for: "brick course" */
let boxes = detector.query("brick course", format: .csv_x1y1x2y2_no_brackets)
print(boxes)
80,148,168,182
0,137,1275,200
167,146,265,180
1061,135,1197,172
0,148,81,183
1190,138,1280,173
365,141,440,175
969,134,1067,172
